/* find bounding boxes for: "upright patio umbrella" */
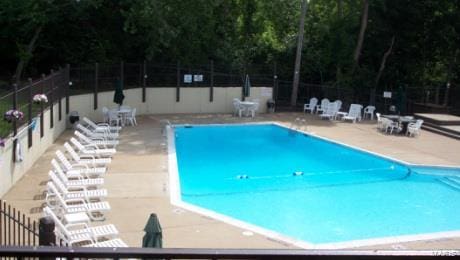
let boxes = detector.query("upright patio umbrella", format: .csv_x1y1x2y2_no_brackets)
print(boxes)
142,213,162,248
113,78,125,108
396,84,406,115
243,74,251,98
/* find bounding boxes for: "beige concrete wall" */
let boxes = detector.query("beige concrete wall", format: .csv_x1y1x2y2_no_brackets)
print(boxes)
0,101,67,197
0,87,272,196
71,86,273,122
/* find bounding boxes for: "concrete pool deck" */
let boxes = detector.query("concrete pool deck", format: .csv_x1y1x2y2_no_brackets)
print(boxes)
2,112,460,249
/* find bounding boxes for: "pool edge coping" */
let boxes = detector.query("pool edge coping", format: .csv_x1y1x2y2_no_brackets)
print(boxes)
167,121,460,249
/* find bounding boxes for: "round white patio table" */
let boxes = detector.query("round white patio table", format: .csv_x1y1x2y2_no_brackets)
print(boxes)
239,101,258,117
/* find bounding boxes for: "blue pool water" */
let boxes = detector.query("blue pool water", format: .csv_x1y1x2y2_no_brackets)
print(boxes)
174,124,460,244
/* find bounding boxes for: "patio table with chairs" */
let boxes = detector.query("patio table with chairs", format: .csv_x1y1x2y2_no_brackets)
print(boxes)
380,114,423,136
104,106,137,127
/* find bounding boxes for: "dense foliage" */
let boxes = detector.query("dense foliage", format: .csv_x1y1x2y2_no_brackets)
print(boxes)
1,0,459,95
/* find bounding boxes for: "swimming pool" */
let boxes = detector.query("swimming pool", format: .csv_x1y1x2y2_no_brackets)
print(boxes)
170,123,460,248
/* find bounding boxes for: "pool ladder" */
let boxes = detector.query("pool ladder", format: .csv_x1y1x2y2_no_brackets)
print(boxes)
160,119,172,136
290,118,307,131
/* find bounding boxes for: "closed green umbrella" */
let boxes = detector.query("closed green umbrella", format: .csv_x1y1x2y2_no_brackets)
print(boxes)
113,78,125,107
142,213,162,248
243,74,251,98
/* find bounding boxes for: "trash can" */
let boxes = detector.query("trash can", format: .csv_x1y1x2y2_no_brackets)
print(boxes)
69,111,79,128
267,99,276,113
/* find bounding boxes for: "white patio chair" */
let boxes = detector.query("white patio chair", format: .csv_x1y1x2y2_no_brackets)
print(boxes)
48,171,107,201
51,163,104,189
247,102,259,118
406,119,423,137
77,124,119,140
232,99,245,117
342,104,363,123
70,138,116,158
316,98,330,114
64,142,111,167
55,150,107,177
319,102,338,120
382,118,401,134
125,108,137,126
46,182,110,221
102,107,109,123
43,207,118,246
83,117,121,133
74,131,119,148
363,106,376,120
108,110,122,127
376,113,384,131
303,97,318,114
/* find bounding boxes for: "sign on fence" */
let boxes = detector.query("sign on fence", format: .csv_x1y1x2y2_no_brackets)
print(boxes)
184,74,192,83
383,91,392,98
193,74,203,82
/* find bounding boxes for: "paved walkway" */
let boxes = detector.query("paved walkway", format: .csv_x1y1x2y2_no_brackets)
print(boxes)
2,113,460,249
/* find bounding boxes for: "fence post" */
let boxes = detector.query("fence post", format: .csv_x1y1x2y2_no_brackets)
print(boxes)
94,63,99,110
66,64,70,114
120,61,124,90
176,61,181,102
12,83,18,162
142,61,146,103
210,60,214,102
28,78,33,148
58,72,62,121
39,216,55,246
40,74,45,138
49,70,54,129
273,62,278,101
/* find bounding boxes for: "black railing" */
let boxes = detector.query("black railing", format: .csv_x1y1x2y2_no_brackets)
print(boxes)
0,246,456,259
0,200,39,246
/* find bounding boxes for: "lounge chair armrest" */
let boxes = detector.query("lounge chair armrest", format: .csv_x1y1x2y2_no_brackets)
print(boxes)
65,222,89,229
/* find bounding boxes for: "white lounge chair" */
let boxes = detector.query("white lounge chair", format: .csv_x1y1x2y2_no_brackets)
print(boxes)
70,138,116,158
316,98,330,114
83,238,128,247
43,206,119,246
55,151,107,177
51,159,104,189
363,105,376,120
83,117,121,133
74,131,119,148
303,97,318,114
64,142,111,167
406,119,423,137
46,182,110,221
77,124,119,140
48,171,107,201
342,104,363,123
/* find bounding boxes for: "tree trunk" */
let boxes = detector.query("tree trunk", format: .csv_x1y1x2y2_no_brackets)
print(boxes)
352,0,369,74
14,26,43,85
444,49,458,106
290,0,308,107
372,35,395,105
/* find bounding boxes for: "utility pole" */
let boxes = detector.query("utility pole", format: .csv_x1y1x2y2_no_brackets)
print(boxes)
291,0,309,108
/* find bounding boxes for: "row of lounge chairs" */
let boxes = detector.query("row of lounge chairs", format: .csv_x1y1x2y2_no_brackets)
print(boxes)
304,97,375,123
43,117,128,247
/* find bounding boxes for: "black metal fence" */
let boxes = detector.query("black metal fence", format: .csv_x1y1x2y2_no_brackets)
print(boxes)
0,66,70,140
0,200,39,247
0,246,457,259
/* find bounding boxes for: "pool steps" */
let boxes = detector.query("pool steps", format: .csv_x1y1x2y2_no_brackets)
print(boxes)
439,177,460,191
